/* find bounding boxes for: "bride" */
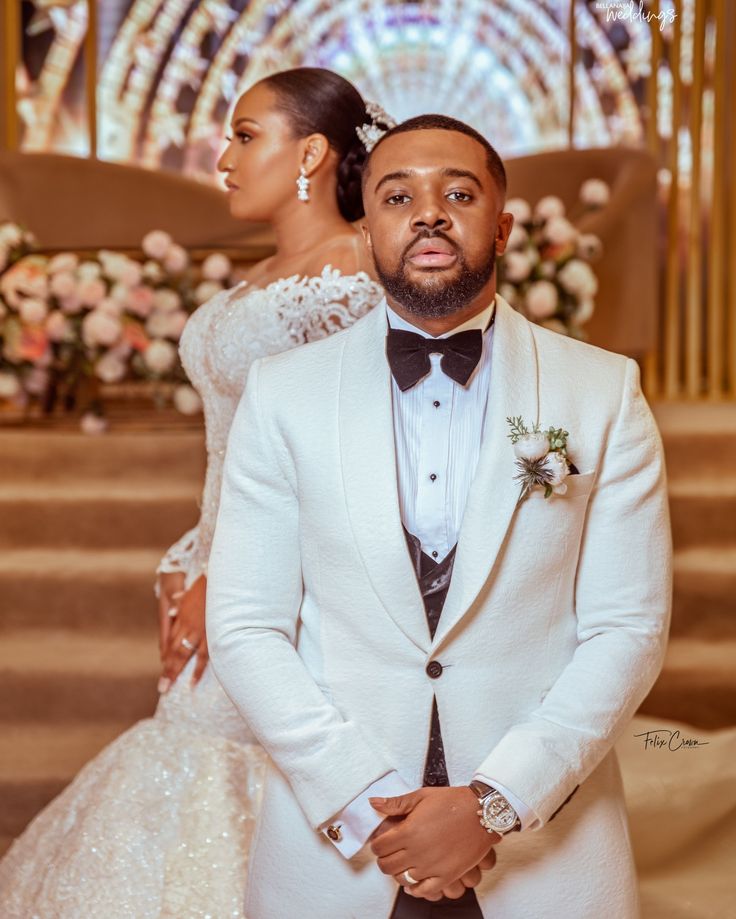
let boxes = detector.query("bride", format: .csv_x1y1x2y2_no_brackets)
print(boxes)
0,68,389,918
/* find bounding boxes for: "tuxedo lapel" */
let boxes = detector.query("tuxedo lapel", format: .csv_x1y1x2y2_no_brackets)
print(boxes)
339,304,430,653
431,297,540,651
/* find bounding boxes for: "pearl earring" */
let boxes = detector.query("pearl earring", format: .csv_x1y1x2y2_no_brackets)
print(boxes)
296,166,310,202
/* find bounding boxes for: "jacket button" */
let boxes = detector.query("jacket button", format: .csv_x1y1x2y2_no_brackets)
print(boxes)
426,661,443,679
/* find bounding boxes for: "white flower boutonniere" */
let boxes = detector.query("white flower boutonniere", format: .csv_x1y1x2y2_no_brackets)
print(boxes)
507,416,572,502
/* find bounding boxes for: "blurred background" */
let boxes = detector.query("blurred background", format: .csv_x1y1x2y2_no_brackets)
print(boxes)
0,1,734,915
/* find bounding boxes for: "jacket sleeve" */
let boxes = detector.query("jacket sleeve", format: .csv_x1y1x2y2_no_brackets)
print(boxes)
473,358,673,826
206,359,394,832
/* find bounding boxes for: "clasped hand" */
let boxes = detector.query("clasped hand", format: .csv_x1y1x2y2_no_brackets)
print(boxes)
369,786,500,901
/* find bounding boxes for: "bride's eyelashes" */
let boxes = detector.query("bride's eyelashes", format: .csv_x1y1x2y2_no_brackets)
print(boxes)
224,132,253,145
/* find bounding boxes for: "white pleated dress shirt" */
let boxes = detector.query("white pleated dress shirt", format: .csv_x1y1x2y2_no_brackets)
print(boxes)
326,299,537,859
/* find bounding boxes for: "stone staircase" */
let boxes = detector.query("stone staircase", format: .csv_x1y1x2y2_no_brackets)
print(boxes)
0,405,734,854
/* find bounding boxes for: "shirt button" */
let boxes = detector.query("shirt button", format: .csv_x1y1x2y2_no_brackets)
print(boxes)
426,661,443,679
431,550,438,558
430,473,437,481
433,400,440,408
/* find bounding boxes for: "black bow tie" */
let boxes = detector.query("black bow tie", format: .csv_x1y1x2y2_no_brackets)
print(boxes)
386,324,487,392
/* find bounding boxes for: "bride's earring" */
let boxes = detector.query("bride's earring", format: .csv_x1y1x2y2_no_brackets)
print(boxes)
296,166,310,202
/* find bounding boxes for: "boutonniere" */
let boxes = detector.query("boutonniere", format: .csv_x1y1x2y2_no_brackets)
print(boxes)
507,416,572,502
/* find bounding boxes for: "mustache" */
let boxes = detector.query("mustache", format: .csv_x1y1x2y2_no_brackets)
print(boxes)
400,229,460,263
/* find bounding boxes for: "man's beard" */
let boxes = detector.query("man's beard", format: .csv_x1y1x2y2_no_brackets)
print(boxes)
373,231,497,319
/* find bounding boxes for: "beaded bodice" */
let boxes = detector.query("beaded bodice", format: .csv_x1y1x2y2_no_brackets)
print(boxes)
163,266,382,584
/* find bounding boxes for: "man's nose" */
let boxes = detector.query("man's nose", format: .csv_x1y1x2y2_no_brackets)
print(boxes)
410,197,450,232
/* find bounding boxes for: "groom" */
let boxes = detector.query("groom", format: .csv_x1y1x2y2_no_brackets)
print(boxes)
207,114,672,919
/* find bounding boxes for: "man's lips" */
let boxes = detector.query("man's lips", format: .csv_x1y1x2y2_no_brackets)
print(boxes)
405,238,458,269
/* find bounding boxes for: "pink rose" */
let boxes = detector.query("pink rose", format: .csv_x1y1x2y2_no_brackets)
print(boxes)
163,244,189,274
45,310,72,342
50,271,77,299
48,252,79,274
142,230,173,261
127,285,156,318
19,298,48,325
82,310,122,348
201,253,232,281
78,278,107,308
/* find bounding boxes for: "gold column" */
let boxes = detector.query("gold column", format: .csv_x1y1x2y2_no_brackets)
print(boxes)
85,0,98,158
707,0,726,398
684,0,707,397
568,0,576,147
1,0,21,150
643,0,662,398
664,3,682,398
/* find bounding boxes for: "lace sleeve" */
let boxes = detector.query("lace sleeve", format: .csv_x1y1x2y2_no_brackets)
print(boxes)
153,526,200,597
281,268,383,344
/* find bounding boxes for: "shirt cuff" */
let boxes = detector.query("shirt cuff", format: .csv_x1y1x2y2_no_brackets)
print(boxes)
320,771,413,859
472,775,540,832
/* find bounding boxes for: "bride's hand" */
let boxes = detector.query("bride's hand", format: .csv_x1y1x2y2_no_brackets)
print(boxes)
157,571,186,659
159,575,208,692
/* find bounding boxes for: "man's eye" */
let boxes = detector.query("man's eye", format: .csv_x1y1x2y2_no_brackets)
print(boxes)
448,191,472,202
386,194,410,205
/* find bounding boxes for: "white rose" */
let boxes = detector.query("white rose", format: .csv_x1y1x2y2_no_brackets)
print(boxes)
142,259,164,283
201,252,232,281
542,451,570,492
498,283,517,304
163,244,189,274
80,412,109,435
503,251,533,283
514,432,550,461
45,310,72,342
78,260,101,280
82,310,122,347
143,338,177,374
173,384,202,415
558,259,598,298
534,195,565,221
50,271,77,299
505,198,532,223
153,288,181,313
575,298,595,324
48,252,78,274
142,230,173,260
576,233,603,260
525,280,558,319
78,277,107,307
0,372,21,399
580,178,610,207
0,224,23,247
195,280,222,304
506,224,528,251
120,260,143,287
95,350,128,383
544,216,577,246
19,297,48,324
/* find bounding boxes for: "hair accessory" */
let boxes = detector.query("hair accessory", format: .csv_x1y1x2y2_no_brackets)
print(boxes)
356,102,397,153
296,165,310,202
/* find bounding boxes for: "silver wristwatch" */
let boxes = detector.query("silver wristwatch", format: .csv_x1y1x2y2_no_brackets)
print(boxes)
469,780,521,835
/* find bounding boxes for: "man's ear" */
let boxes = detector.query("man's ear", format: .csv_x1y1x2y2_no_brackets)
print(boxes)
494,211,514,257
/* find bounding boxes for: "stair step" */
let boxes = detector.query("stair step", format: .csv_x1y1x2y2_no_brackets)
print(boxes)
668,479,736,548
639,637,736,729
0,482,200,549
0,630,160,722
0,430,205,482
0,549,163,633
670,546,736,639
654,403,736,479
0,721,134,838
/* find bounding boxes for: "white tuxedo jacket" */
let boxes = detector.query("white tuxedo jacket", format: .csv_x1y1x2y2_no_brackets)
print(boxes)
207,296,672,919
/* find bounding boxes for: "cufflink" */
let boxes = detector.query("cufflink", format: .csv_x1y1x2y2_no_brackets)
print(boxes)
325,824,342,842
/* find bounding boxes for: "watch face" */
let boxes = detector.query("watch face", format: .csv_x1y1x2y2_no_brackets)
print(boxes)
481,794,518,832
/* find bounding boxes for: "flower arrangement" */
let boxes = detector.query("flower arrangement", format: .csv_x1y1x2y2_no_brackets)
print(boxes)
507,416,573,501
0,225,238,428
498,178,609,339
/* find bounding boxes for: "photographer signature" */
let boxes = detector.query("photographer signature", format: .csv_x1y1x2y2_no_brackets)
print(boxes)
633,728,709,751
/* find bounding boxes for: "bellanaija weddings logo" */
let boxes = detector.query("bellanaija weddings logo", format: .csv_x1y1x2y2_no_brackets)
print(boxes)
594,1,676,32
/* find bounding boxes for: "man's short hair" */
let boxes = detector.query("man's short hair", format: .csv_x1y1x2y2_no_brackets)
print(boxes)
362,114,507,197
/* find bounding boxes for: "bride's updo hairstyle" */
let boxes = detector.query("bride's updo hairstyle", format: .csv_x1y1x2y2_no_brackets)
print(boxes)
260,68,373,222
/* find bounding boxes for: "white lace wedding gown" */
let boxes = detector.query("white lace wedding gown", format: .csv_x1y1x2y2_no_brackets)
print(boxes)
0,267,383,919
